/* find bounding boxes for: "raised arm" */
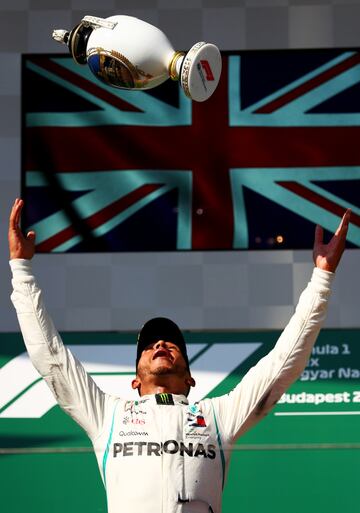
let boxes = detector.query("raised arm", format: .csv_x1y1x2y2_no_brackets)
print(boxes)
210,210,351,442
9,198,111,441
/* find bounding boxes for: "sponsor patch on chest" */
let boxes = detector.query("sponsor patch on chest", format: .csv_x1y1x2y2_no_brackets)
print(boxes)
187,403,207,428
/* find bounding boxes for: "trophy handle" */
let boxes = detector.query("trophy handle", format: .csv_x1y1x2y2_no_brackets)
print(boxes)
180,42,222,102
81,15,117,30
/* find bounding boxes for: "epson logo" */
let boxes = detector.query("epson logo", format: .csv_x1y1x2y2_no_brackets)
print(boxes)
113,440,216,459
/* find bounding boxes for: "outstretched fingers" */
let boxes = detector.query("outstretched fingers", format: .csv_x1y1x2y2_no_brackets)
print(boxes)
8,198,36,260
313,208,351,272
334,209,351,238
9,198,23,231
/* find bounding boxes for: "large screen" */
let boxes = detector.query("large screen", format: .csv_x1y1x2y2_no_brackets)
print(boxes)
22,50,360,252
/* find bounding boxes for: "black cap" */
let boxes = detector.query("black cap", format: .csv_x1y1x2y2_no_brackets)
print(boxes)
136,317,189,370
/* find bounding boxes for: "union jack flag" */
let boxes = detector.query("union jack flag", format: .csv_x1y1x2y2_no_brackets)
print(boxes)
22,50,360,252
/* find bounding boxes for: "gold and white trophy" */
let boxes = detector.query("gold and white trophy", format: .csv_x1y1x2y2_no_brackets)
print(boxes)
52,15,222,102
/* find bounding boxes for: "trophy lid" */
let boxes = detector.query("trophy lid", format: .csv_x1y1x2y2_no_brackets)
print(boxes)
180,42,222,102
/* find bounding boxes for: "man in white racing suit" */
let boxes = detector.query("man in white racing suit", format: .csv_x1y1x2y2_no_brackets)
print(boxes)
8,198,350,513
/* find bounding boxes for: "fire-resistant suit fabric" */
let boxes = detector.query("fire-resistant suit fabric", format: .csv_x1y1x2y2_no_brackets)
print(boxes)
10,259,334,513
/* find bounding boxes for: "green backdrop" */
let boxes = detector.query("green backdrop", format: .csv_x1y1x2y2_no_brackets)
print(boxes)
1,329,359,513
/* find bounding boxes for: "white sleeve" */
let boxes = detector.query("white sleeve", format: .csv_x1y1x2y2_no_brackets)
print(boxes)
10,258,109,441
210,267,334,443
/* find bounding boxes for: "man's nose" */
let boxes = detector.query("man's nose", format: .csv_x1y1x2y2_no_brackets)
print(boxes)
154,340,166,349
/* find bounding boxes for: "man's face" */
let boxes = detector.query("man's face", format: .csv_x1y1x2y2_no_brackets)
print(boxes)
137,339,188,377
133,339,195,396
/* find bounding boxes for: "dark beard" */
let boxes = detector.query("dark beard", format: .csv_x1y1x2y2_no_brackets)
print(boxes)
150,365,177,376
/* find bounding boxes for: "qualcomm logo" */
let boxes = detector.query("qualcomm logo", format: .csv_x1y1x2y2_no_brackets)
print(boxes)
0,342,261,419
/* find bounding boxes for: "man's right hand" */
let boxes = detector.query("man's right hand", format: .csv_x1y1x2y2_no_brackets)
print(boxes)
8,198,36,260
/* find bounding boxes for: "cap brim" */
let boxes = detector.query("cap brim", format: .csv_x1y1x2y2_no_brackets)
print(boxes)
136,317,189,369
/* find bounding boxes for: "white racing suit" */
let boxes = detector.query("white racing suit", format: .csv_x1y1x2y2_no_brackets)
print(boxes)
10,259,334,513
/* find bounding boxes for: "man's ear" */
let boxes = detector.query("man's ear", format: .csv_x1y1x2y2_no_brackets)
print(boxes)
132,377,141,391
185,376,196,388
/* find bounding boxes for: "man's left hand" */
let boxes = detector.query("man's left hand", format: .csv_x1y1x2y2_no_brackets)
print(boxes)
313,209,351,273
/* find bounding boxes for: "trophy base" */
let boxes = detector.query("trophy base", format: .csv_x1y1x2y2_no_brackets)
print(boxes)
180,42,222,102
